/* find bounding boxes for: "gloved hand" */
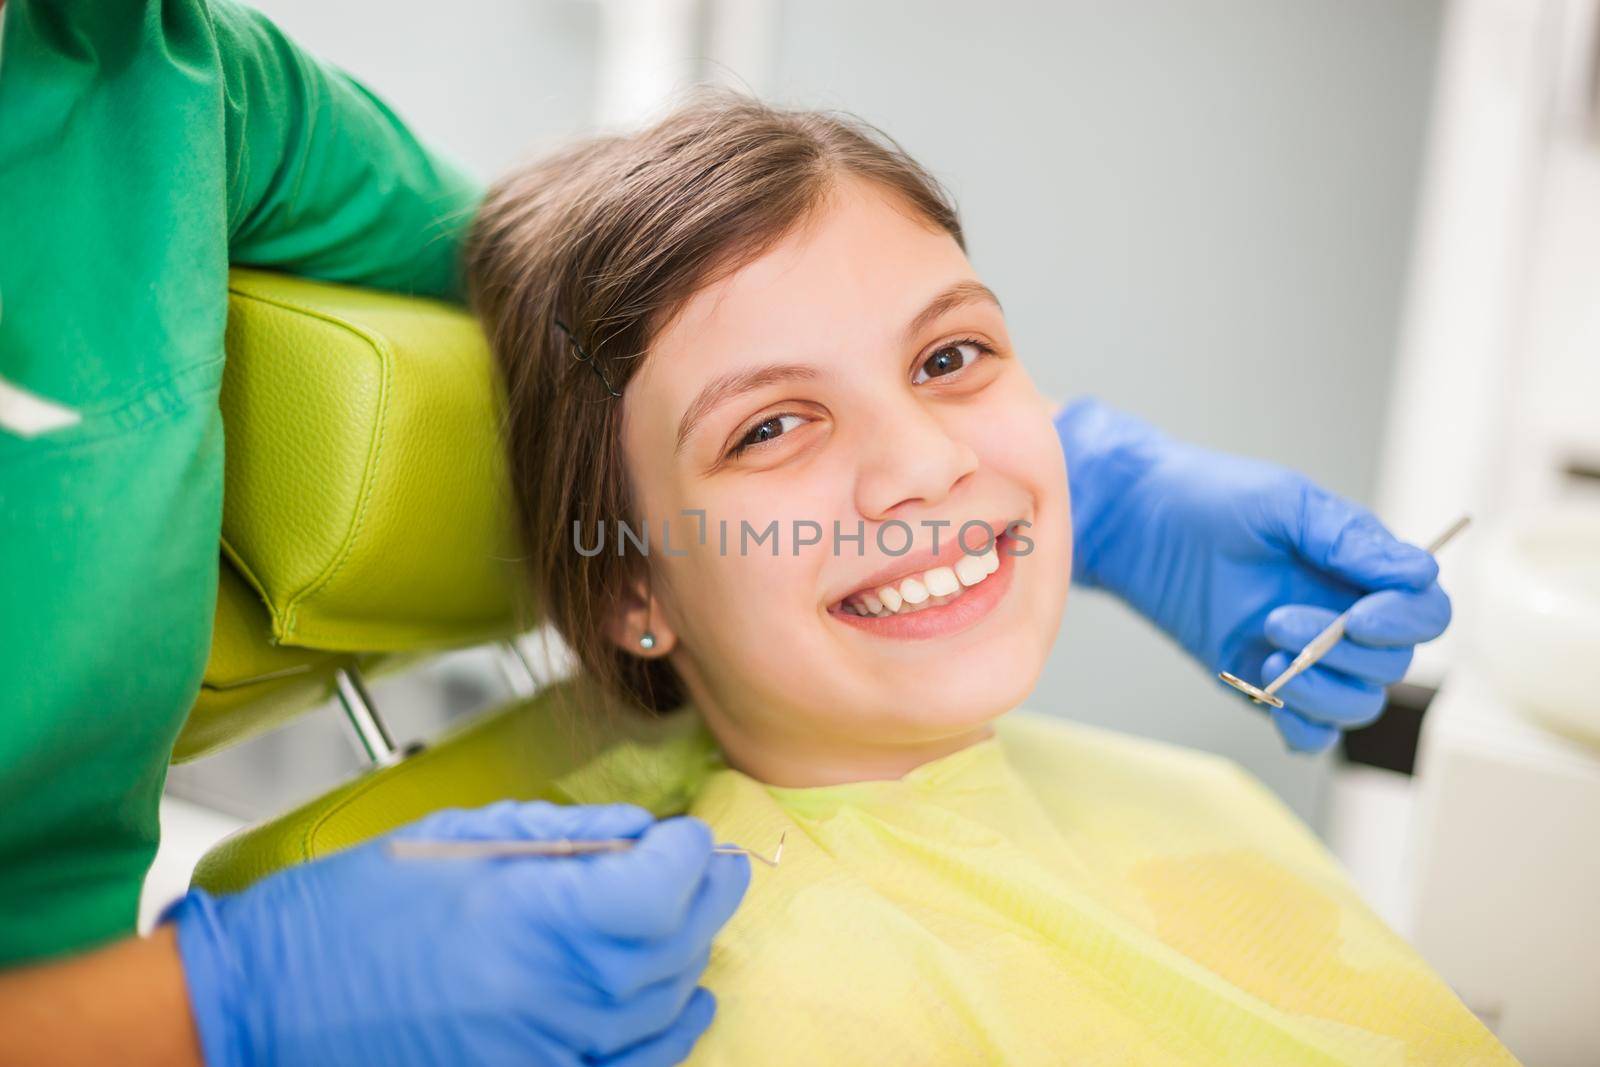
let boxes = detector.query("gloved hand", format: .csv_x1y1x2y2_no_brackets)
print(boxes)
1056,396,1451,753
164,800,750,1067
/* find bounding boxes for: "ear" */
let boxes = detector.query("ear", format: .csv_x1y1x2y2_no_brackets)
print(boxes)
604,572,678,658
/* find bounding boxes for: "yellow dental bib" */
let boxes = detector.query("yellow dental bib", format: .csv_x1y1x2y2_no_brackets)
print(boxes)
561,709,1515,1066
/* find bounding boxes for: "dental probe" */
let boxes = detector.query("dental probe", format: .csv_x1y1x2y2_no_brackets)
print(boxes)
1219,514,1472,709
388,830,787,868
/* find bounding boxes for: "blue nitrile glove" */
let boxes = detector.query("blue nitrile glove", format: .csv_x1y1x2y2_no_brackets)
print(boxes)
1056,396,1451,753
163,801,750,1067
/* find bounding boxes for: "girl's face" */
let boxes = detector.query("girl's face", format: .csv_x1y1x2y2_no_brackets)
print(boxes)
617,175,1071,785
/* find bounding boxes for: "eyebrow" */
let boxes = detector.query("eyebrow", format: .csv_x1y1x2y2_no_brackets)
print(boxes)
674,363,822,455
902,280,1003,346
673,280,1004,456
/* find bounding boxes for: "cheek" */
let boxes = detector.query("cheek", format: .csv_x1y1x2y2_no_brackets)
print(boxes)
667,547,839,709
965,387,1073,597
664,488,838,646
964,382,1069,506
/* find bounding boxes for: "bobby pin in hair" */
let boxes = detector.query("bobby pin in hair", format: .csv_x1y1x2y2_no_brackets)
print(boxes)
553,318,622,398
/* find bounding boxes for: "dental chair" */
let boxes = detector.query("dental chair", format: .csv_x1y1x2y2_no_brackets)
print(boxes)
174,270,695,894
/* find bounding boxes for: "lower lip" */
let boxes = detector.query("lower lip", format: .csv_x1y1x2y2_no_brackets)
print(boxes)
826,533,1019,640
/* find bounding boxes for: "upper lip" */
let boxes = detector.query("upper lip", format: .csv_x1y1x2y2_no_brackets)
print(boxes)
827,515,1021,608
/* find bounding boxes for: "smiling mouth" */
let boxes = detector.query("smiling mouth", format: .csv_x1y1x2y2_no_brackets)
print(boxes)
828,529,1014,619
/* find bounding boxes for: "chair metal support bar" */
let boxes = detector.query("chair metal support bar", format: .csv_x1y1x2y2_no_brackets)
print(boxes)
335,666,400,766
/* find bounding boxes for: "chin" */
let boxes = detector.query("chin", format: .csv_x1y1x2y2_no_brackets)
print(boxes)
881,651,1045,737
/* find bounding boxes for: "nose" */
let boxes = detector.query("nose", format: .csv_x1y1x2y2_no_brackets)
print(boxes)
855,393,979,521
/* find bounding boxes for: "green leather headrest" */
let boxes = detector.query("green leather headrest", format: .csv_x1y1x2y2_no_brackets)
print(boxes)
175,271,528,761
221,269,523,653
176,557,357,762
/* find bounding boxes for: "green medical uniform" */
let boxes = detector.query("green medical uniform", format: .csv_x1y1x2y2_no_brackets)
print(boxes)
0,0,481,963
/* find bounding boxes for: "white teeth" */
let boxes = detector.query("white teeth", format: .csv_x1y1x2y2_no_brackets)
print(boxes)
836,544,1006,619
954,552,989,587
924,566,959,597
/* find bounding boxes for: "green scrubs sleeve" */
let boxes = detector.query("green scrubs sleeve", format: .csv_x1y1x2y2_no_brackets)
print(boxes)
214,1,479,297
0,0,484,964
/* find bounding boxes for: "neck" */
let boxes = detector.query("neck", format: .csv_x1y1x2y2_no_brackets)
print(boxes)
700,710,996,788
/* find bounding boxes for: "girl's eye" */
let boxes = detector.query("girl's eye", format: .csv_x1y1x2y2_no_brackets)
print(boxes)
726,412,807,459
912,338,995,385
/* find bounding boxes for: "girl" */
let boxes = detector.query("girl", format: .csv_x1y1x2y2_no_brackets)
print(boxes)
466,90,1515,1066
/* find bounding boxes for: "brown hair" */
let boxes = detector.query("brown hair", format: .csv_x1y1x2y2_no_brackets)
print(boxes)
466,87,964,714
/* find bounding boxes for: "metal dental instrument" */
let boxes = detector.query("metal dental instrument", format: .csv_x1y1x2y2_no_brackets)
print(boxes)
1219,514,1472,709
389,830,787,868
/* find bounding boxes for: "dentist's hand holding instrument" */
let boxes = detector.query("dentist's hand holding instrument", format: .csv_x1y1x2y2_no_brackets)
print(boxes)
163,801,749,1067
1057,398,1455,752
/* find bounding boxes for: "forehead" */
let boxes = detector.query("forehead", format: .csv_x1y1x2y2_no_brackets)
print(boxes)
631,177,972,415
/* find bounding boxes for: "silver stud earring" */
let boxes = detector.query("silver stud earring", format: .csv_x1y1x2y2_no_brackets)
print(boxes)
638,566,656,651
